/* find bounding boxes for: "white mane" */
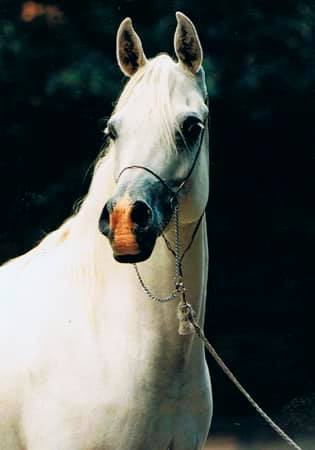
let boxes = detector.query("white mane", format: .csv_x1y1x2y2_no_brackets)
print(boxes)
113,54,185,151
0,55,191,284
73,54,191,237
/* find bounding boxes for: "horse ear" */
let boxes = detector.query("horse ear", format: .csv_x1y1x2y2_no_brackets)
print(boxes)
174,12,203,74
116,17,147,77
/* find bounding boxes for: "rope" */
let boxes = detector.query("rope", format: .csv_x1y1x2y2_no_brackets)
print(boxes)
134,210,304,450
123,95,304,449
180,304,304,450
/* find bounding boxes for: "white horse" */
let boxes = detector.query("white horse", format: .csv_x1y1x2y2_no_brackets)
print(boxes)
0,12,212,450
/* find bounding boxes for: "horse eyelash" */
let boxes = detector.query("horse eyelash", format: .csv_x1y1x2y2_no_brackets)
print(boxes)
103,129,110,140
100,129,112,153
104,123,118,141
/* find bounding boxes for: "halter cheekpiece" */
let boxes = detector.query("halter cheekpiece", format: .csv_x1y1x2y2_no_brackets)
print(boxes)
113,96,209,334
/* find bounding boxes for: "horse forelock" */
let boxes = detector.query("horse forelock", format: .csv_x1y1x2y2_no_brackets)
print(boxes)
113,54,188,153
67,54,207,242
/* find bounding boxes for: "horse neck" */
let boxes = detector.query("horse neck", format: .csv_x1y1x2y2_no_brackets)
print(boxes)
89,215,208,348
76,153,208,353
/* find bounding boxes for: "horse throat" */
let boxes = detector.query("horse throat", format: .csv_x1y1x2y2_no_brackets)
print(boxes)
97,216,208,358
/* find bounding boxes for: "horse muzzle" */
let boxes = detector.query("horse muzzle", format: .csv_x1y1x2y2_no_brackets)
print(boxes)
99,194,160,263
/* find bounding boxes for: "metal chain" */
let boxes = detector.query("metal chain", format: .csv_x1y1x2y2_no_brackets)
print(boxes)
174,203,181,280
133,264,178,303
133,204,184,303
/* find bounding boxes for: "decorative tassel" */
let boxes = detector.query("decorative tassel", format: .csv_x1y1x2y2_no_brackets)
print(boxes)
177,300,195,335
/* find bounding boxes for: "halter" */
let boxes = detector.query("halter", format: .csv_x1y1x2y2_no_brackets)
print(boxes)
115,127,205,198
109,98,305,450
112,96,209,334
114,95,209,240
115,96,208,203
109,98,306,448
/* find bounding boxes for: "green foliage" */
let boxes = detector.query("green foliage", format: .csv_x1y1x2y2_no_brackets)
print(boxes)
0,0,313,241
0,2,314,421
0,1,313,113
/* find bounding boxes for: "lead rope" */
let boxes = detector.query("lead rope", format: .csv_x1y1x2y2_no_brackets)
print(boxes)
185,312,304,450
133,204,181,304
133,206,304,450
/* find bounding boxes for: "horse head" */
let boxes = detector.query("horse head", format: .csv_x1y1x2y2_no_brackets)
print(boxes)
99,12,209,263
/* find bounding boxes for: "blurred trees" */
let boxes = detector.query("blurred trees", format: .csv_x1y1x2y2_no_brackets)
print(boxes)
0,0,314,429
0,1,313,221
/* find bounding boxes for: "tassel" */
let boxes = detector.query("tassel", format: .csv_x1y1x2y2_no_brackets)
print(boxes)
177,300,195,335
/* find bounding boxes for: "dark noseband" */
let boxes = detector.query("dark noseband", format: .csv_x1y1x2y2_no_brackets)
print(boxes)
115,96,209,210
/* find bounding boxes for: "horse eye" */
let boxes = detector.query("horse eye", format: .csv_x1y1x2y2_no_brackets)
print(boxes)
181,117,204,141
104,123,117,140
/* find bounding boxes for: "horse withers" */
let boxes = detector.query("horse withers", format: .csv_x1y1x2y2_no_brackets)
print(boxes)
0,12,212,450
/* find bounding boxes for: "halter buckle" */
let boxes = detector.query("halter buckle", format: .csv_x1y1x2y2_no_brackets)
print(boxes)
169,194,179,210
175,277,186,294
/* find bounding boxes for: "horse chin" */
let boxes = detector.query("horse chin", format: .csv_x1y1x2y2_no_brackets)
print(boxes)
113,248,153,264
112,233,157,264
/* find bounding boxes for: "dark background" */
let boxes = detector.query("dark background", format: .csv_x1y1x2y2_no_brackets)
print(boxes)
0,0,314,446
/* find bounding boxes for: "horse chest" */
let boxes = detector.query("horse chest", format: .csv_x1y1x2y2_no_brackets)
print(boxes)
22,345,199,450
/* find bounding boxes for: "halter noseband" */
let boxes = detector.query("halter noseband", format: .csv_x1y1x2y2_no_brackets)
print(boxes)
115,95,209,210
113,96,209,309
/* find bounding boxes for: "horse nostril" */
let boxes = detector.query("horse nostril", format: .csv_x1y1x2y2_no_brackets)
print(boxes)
99,201,111,235
131,201,152,229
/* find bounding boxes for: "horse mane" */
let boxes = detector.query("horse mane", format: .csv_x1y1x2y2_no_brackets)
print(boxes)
77,54,187,230
0,54,187,276
0,213,106,316
113,53,183,152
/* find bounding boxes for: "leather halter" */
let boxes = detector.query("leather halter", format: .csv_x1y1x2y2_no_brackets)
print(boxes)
115,95,209,211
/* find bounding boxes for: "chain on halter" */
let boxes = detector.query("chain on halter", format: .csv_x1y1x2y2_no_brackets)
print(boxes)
133,201,199,335
133,207,181,303
133,203,182,304
133,204,182,303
